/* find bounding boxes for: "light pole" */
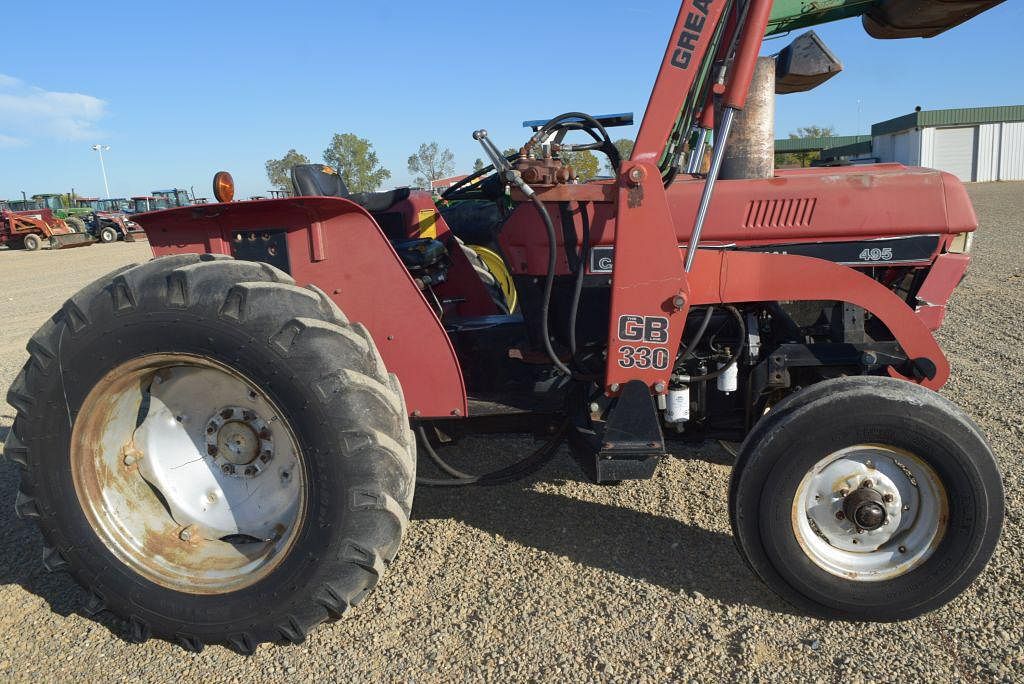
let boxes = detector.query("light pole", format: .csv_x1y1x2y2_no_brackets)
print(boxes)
91,144,111,198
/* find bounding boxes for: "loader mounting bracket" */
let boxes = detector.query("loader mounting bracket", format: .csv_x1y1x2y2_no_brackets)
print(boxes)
584,380,664,483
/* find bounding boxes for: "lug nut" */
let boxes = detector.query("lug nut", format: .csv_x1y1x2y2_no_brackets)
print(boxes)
221,464,234,475
244,466,257,477
835,511,846,520
883,493,894,503
839,488,849,497
862,480,873,488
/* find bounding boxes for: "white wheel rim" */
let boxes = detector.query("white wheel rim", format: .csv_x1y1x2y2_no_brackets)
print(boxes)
72,354,307,594
792,445,947,582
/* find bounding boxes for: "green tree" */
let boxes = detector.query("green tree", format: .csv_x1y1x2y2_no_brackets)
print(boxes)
473,158,486,172
265,149,311,191
777,125,836,168
322,133,391,193
562,150,600,182
607,138,635,174
408,142,456,189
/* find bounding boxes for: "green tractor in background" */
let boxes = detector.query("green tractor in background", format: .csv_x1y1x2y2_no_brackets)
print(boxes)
30,194,92,233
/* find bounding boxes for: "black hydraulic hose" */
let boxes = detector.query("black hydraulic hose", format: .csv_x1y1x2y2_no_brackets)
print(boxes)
680,305,746,382
569,203,591,362
417,425,476,480
529,193,575,379
679,306,715,362
415,420,569,487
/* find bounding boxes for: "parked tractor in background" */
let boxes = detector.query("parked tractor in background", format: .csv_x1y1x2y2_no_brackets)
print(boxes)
74,197,146,243
6,0,1006,653
0,200,95,250
153,188,193,207
30,194,91,233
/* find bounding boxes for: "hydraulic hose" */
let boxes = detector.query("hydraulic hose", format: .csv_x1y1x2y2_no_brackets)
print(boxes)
415,420,569,487
569,203,591,362
679,306,715,362
677,305,746,383
529,194,575,379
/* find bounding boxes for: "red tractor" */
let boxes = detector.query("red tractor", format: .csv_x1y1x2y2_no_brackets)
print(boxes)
0,201,94,251
7,0,1005,653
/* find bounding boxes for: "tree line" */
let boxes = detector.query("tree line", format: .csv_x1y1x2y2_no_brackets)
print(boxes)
266,135,636,194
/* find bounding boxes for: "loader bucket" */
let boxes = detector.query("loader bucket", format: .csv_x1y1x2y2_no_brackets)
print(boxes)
49,233,96,249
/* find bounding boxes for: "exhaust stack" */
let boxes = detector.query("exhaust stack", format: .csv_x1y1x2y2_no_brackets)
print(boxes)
720,57,776,180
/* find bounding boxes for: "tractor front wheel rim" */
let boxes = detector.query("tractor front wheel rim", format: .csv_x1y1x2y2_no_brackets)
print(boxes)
71,354,307,594
792,445,947,582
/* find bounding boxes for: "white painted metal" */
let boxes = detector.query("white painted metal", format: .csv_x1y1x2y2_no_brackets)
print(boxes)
793,445,947,582
918,127,935,168
135,367,300,542
999,121,1024,180
932,126,978,181
976,123,1001,182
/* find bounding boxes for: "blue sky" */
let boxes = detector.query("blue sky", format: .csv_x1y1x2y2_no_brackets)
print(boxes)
1,1,1021,200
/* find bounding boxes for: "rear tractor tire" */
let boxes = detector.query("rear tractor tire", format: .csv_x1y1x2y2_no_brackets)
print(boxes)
7,254,415,652
99,225,118,243
22,233,42,251
729,376,1003,620
65,216,88,233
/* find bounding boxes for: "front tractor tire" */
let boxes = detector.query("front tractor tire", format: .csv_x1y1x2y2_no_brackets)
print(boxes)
22,233,43,251
6,254,415,652
730,377,1003,620
99,225,118,243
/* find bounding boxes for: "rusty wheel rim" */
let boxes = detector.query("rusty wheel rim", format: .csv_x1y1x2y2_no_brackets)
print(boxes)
791,445,948,582
71,354,307,594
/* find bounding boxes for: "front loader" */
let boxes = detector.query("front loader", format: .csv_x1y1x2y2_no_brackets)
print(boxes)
0,201,95,250
6,0,1005,652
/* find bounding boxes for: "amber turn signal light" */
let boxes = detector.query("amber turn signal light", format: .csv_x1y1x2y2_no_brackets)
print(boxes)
213,171,235,203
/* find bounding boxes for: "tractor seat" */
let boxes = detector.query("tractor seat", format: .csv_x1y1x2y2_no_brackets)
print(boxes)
290,164,410,212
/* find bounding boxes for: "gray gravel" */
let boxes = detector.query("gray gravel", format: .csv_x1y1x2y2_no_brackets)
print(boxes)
1,183,1022,681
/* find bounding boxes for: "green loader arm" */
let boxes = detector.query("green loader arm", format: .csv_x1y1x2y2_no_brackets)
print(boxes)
767,0,1005,38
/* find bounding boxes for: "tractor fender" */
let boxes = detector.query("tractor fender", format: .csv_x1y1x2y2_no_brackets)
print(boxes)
686,249,950,389
136,197,467,418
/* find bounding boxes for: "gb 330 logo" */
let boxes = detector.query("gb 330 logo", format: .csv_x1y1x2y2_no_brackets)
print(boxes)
617,315,671,370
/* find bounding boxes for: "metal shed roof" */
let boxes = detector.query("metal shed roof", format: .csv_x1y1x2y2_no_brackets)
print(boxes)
872,105,1024,136
774,135,872,153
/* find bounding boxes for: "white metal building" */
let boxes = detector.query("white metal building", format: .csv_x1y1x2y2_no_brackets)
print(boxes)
872,105,1024,182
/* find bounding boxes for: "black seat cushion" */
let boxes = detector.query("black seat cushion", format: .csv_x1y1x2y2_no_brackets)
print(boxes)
350,188,411,212
291,164,349,198
290,164,410,211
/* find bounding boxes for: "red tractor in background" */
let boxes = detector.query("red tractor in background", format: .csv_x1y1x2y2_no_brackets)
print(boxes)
7,0,1005,653
0,201,94,251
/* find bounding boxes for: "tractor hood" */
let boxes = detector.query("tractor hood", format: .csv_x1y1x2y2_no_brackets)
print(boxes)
767,0,1005,38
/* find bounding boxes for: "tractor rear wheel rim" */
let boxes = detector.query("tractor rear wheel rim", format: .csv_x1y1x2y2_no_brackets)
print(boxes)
71,354,307,594
792,445,947,582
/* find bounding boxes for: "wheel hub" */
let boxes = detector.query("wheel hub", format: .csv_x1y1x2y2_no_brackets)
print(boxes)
843,485,887,531
206,407,273,477
792,445,947,581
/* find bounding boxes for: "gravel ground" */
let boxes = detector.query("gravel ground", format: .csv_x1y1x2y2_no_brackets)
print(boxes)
1,183,1022,681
